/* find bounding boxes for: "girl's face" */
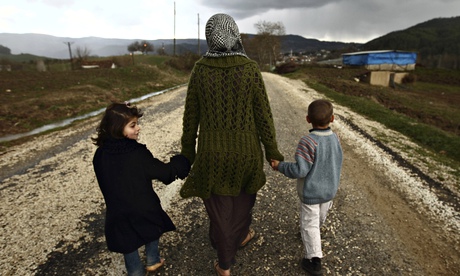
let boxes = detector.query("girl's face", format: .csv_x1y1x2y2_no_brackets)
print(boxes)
123,117,140,140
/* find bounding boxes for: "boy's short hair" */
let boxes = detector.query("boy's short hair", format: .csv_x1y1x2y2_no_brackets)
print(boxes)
308,99,333,127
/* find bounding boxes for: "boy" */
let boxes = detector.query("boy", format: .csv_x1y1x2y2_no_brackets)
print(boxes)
271,99,343,275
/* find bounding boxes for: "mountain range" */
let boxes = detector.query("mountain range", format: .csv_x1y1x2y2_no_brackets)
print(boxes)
0,32,357,59
363,16,460,69
0,33,188,59
1,16,458,69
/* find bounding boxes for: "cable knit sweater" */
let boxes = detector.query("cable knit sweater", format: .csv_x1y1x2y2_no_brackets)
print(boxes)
278,128,343,205
180,55,284,199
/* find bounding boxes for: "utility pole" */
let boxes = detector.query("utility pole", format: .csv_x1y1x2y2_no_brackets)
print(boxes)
63,42,74,69
173,1,176,56
197,13,200,55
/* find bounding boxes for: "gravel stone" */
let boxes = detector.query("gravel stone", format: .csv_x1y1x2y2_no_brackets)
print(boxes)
0,73,458,275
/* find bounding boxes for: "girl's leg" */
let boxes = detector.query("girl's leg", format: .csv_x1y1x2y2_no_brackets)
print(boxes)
145,239,161,266
123,249,144,276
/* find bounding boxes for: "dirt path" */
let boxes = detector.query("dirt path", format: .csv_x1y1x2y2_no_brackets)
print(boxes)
0,73,458,275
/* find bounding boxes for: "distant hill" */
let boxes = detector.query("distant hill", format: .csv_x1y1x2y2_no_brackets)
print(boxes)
363,16,460,69
0,32,359,60
0,33,205,59
280,34,361,53
3,15,458,69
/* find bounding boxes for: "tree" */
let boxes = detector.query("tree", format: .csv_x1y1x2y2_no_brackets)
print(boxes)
72,46,92,69
75,46,91,61
241,33,256,58
128,41,141,53
249,21,286,70
157,47,167,56
127,40,154,54
0,45,11,55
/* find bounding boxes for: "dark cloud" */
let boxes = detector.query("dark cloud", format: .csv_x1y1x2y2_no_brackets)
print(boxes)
199,0,337,19
200,0,460,43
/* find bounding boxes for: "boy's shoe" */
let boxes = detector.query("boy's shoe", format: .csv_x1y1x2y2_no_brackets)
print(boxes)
301,257,322,275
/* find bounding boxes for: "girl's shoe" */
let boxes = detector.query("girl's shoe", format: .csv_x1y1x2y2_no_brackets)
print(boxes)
146,258,165,272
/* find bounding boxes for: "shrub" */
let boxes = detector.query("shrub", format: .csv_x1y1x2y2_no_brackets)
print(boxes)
165,53,201,71
402,73,417,84
274,61,300,74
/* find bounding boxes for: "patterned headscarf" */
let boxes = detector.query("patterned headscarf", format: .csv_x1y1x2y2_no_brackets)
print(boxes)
204,13,247,58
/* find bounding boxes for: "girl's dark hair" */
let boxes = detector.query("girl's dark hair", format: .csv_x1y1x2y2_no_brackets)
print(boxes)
92,102,143,147
308,99,333,127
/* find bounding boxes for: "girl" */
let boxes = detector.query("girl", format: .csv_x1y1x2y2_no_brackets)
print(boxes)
92,102,190,276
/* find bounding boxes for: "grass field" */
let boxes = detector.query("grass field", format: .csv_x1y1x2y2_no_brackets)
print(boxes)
284,65,460,164
1,55,459,165
0,55,191,140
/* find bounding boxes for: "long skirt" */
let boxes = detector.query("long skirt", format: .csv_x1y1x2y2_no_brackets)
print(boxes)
203,190,256,270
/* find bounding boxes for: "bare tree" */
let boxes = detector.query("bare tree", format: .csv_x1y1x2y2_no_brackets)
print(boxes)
72,46,92,69
248,21,286,70
75,46,91,61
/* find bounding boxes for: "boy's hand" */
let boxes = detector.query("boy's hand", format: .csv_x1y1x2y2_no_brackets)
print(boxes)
270,159,280,171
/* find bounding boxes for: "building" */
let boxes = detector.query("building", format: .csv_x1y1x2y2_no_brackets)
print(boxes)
342,50,417,87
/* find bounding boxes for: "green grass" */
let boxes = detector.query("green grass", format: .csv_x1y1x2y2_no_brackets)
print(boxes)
0,54,193,145
133,55,171,66
305,80,460,165
0,53,44,63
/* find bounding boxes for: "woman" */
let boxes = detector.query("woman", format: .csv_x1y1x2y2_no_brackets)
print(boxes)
179,13,284,275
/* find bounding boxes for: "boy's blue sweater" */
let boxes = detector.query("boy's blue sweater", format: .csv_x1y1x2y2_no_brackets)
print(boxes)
278,128,343,205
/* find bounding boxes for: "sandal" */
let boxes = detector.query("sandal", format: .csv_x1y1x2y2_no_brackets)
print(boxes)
146,258,165,272
214,260,231,276
239,228,256,248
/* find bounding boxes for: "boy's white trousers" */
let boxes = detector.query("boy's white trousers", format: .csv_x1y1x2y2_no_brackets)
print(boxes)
299,200,333,259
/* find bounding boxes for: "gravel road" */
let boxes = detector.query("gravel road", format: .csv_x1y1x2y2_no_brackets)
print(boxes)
1,73,459,276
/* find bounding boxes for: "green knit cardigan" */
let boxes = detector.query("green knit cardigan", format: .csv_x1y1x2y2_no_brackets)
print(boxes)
180,55,284,199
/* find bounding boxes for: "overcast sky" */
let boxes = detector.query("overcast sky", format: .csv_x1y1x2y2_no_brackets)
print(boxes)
1,0,459,43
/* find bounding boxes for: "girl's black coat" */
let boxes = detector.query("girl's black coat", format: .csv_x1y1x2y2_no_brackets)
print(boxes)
93,138,189,253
